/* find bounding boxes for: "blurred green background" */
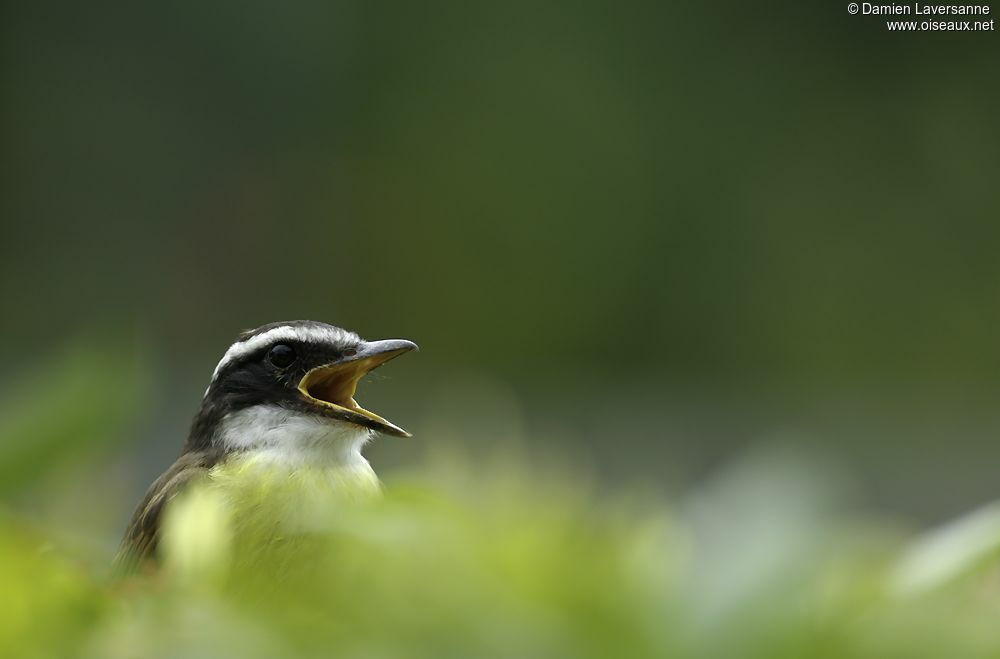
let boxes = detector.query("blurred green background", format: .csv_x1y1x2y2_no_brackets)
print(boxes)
3,0,1000,550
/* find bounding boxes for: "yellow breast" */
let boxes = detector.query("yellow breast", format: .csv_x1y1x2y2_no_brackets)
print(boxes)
159,451,382,579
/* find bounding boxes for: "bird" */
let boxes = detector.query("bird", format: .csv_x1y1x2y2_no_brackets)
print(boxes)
116,320,417,571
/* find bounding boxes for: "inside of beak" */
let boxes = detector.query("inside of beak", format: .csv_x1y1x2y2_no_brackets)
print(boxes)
297,352,410,437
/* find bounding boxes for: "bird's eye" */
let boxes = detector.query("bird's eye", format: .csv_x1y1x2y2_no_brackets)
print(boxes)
268,344,296,368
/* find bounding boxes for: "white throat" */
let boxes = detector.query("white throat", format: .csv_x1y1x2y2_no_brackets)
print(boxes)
209,404,381,534
214,404,376,472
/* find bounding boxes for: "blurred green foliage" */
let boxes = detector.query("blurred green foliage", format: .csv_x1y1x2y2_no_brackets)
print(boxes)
0,514,104,659
7,451,1000,658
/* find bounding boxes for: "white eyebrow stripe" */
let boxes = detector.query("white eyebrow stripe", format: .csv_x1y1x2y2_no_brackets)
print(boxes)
205,325,361,396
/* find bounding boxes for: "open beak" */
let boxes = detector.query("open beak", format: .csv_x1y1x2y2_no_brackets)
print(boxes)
297,339,417,437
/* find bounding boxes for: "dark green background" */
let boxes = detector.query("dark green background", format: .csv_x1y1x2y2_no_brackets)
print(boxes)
3,1,998,531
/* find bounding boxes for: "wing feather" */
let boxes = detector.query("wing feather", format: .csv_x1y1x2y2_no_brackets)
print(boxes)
114,450,218,573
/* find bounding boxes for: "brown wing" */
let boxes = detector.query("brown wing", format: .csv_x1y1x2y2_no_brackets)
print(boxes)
114,450,218,573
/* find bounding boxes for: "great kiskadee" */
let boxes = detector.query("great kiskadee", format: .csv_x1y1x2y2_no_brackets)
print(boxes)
117,320,417,570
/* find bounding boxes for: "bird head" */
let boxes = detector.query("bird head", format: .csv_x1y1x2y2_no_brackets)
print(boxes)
187,320,417,455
